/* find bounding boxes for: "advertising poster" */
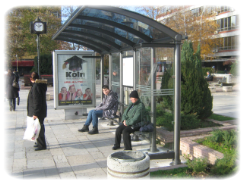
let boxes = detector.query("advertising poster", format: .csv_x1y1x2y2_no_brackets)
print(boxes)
54,51,96,109
123,57,133,87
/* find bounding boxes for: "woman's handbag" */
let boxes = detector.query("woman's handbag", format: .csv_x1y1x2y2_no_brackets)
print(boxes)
12,77,19,88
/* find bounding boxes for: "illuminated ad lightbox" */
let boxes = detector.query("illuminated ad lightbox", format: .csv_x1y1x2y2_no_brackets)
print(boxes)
123,57,133,87
53,51,96,109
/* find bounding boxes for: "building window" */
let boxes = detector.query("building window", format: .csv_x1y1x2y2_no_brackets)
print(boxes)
216,36,238,51
217,16,238,32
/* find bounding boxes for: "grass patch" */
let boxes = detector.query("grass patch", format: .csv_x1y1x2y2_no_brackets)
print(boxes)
150,155,246,184
150,167,192,178
156,112,222,131
196,122,246,162
208,113,235,121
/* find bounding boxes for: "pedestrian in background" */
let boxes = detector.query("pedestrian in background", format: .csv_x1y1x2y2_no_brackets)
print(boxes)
27,72,47,151
5,69,19,111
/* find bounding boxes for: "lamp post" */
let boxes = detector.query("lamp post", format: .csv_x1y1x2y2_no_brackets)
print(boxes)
30,17,47,76
16,54,18,72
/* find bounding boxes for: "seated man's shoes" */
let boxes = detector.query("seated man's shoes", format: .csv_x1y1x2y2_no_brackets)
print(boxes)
112,145,120,150
78,125,89,132
88,127,99,134
35,147,46,151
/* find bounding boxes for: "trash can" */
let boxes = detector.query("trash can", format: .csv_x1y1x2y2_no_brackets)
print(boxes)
107,151,150,179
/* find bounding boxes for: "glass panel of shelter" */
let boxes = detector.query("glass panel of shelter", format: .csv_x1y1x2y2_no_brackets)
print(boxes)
111,53,120,99
63,32,116,50
135,47,175,151
71,19,146,47
77,8,167,40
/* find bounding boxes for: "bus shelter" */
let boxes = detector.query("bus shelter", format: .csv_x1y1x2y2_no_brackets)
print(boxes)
52,6,185,165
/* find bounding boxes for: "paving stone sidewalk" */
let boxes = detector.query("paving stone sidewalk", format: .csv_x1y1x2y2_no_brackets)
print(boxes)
4,86,183,180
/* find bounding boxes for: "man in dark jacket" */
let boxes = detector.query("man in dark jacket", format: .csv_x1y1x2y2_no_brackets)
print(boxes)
112,90,145,150
27,72,47,151
78,85,118,134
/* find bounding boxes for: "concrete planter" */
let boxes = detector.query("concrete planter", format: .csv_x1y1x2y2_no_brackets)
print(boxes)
222,86,233,92
107,151,150,179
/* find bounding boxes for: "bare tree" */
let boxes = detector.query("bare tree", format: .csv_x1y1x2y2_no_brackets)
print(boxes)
100,0,130,8
136,0,159,19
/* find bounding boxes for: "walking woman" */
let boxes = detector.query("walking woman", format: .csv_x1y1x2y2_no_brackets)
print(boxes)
27,72,47,151
5,69,19,111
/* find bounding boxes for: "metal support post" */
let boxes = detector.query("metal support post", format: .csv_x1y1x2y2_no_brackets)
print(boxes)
133,49,136,90
150,48,158,152
109,54,112,90
119,52,124,115
37,34,40,76
100,55,104,102
171,35,182,165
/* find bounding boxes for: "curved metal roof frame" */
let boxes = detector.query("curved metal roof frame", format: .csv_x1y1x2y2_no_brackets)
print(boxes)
52,6,182,55
62,30,122,50
57,37,103,53
59,33,111,51
68,23,135,46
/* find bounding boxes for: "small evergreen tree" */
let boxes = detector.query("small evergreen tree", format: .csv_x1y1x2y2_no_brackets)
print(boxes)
181,41,213,119
230,61,243,76
160,66,174,111
160,40,213,119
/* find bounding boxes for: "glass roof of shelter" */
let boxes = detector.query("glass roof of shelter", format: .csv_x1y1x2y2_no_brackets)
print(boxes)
52,6,181,54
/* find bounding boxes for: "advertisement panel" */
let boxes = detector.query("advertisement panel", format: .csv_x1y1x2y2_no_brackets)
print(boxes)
123,57,133,87
53,51,96,109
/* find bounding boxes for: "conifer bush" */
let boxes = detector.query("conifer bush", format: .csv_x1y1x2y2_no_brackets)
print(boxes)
161,41,213,120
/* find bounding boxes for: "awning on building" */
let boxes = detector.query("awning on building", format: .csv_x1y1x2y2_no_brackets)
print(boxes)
12,60,34,67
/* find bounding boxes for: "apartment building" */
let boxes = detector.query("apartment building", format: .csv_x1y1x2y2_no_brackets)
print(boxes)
157,6,239,72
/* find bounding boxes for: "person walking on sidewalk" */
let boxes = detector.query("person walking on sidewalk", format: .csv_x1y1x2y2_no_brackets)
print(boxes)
5,69,19,111
27,72,47,151
112,90,145,150
78,85,118,134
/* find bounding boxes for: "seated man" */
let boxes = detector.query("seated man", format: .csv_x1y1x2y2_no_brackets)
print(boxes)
205,71,213,81
78,85,118,134
112,90,145,150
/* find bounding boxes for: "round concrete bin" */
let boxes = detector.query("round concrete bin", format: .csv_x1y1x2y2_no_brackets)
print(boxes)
107,151,150,179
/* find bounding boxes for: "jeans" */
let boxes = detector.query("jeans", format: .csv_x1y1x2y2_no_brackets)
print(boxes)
84,109,103,128
9,98,16,110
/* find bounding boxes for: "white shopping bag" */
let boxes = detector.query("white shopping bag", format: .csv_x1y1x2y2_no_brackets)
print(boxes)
23,116,41,141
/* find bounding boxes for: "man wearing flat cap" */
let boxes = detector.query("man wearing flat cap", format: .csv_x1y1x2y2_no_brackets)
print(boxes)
112,90,146,150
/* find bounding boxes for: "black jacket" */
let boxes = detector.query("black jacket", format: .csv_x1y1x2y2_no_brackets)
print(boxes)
5,73,19,99
27,79,47,118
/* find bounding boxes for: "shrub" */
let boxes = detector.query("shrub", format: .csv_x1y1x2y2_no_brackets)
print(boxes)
210,153,237,176
230,61,243,76
186,157,207,173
